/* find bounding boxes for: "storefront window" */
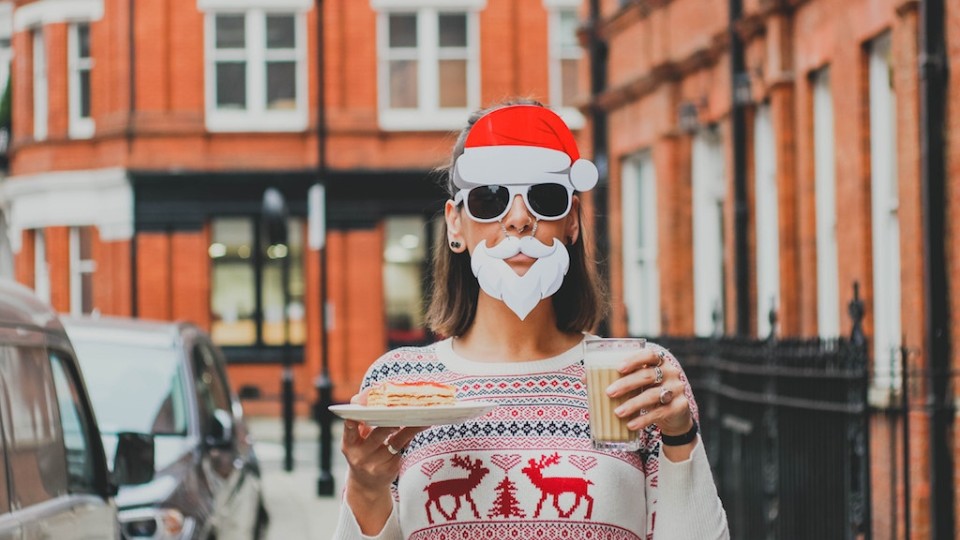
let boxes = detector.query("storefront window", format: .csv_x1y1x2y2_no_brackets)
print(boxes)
262,218,304,345
210,218,256,345
209,216,304,349
383,216,429,347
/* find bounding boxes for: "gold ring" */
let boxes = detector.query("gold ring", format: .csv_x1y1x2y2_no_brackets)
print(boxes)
386,443,400,455
656,350,665,367
653,365,664,385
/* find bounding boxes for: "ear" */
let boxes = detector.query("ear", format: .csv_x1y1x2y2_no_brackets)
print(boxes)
566,196,581,245
445,200,467,252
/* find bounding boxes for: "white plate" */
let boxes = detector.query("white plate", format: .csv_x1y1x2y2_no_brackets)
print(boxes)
328,401,498,427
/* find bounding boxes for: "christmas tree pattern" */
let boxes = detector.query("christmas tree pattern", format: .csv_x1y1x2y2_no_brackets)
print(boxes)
487,454,526,518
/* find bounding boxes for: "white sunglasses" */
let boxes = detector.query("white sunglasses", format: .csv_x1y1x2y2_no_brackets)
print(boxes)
453,183,574,223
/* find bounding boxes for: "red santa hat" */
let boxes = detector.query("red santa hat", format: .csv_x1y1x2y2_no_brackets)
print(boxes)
452,105,599,192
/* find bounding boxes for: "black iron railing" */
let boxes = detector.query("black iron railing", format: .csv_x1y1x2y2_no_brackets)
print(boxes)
651,285,873,539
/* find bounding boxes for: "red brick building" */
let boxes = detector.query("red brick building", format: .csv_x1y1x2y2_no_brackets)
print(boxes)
1,0,587,413
591,0,958,537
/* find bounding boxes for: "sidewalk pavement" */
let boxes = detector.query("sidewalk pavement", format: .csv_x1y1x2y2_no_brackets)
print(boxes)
248,416,347,540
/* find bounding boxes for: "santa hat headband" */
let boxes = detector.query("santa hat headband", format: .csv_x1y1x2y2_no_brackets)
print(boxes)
452,105,599,192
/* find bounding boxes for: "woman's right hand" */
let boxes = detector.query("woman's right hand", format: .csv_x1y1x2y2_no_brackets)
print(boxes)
341,391,425,534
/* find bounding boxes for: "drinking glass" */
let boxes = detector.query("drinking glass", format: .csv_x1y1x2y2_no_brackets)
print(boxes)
583,338,646,451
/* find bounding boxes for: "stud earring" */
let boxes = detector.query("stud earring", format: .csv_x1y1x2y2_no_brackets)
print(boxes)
450,241,462,249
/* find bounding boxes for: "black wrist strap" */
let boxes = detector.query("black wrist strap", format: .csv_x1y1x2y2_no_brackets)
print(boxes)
661,421,699,446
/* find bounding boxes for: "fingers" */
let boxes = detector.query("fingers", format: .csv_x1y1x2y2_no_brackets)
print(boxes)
616,348,662,375
616,387,691,431
342,422,425,455
384,426,428,454
603,347,693,433
606,359,674,398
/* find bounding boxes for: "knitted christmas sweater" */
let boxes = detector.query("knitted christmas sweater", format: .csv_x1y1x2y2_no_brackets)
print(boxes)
333,338,729,540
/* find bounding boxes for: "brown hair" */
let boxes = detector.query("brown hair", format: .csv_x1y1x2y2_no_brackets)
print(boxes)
425,99,608,337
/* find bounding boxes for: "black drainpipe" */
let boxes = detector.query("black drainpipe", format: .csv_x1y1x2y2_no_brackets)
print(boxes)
128,0,138,317
587,0,610,336
729,0,750,336
919,0,953,537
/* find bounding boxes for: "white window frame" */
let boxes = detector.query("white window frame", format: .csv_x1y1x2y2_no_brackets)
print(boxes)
813,68,840,337
69,226,96,315
621,152,659,337
376,7,480,131
68,22,95,139
32,29,47,141
546,0,584,129
868,33,902,402
14,0,104,31
692,128,726,337
204,9,309,132
754,104,780,337
34,229,50,303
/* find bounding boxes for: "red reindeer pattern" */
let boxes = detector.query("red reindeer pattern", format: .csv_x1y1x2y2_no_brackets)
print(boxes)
423,455,490,524
521,453,594,519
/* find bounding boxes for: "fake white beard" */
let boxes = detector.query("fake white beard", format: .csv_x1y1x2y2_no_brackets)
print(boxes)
470,236,570,320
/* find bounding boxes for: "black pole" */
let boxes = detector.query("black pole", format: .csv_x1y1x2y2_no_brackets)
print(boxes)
128,0,138,317
919,0,953,537
282,246,294,473
587,0,609,336
848,282,872,539
314,0,335,497
729,0,750,336
264,188,294,472
900,341,911,540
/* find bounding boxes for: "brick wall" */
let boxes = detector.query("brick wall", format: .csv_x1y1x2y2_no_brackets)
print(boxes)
91,230,132,317
15,229,34,288
45,226,70,313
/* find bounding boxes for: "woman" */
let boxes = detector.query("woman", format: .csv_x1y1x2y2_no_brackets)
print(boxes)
334,101,728,539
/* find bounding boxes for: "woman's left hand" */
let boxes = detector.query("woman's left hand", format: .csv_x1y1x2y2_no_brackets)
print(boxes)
604,347,695,437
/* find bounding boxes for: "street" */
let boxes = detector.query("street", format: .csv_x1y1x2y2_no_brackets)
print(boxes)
248,417,347,540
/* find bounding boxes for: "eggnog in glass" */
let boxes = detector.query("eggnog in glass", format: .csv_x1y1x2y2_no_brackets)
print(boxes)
583,338,646,451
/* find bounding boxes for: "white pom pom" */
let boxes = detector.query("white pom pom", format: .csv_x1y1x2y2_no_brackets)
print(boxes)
569,159,599,191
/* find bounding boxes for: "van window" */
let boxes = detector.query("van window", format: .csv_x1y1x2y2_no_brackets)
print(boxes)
71,340,189,436
49,352,97,493
0,345,68,506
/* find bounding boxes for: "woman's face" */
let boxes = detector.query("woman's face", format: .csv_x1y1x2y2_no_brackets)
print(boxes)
445,188,580,278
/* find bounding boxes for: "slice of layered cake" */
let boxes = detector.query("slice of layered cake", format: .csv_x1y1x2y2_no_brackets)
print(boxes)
367,381,457,407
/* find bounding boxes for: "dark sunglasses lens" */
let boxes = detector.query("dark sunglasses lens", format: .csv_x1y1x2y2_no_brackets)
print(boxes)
527,184,570,217
467,186,510,220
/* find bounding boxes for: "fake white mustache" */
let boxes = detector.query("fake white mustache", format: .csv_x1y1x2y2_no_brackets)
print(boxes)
481,235,559,259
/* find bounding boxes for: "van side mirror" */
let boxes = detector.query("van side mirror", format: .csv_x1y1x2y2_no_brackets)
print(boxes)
114,432,155,486
205,409,234,449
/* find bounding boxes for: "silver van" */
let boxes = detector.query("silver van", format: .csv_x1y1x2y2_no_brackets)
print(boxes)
0,279,154,540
